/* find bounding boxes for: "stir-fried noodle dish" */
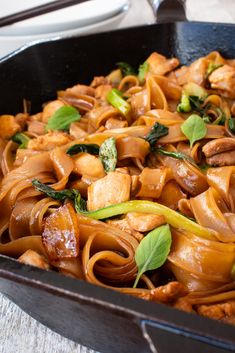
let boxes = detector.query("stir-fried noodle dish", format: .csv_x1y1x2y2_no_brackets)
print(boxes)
1,51,235,324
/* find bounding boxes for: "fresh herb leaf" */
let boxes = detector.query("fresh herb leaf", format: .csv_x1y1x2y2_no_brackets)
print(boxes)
116,62,136,76
99,137,117,172
12,132,30,149
228,118,235,133
46,106,81,132
106,89,131,116
32,179,87,211
133,224,172,288
145,122,169,149
181,114,207,147
156,148,198,167
177,93,192,113
206,63,223,77
66,143,100,156
138,61,149,84
32,179,75,201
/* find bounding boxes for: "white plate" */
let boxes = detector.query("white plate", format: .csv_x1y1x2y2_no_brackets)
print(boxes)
0,0,129,35
0,8,128,59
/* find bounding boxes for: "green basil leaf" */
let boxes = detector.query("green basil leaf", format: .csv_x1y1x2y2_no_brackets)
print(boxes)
133,224,172,288
181,114,207,147
228,118,235,133
46,106,81,132
156,148,198,167
32,179,87,211
116,62,136,76
145,122,169,149
99,137,117,172
138,61,149,84
32,179,75,201
106,89,130,116
12,132,30,149
66,143,100,156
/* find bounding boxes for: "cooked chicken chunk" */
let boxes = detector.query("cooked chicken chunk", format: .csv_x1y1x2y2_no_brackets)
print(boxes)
202,138,235,166
87,172,131,211
140,282,187,304
107,218,143,242
0,115,20,139
74,153,105,179
197,300,235,324
126,212,165,232
18,249,50,270
209,64,235,98
27,131,71,151
41,100,65,123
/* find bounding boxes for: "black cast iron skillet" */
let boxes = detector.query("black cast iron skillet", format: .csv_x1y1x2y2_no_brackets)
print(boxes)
0,1,235,352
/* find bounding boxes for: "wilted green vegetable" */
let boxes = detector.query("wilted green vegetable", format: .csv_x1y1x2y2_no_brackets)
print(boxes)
106,89,131,116
12,132,30,149
145,122,169,150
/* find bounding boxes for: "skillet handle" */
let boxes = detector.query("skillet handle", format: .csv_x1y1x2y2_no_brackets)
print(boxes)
148,0,187,22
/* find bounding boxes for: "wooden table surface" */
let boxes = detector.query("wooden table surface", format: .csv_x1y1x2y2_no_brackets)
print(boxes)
1,1,235,352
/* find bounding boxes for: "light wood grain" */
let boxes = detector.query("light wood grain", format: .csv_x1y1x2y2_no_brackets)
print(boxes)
0,294,97,353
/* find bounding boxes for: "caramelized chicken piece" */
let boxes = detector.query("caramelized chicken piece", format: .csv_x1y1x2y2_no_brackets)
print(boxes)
188,57,208,86
0,115,20,139
174,297,194,313
197,300,235,325
27,120,46,135
147,52,179,76
27,131,71,151
107,218,143,242
42,204,79,261
202,138,235,166
95,84,112,100
90,76,109,88
18,249,50,270
64,84,95,97
209,65,235,98
41,100,65,123
74,153,105,179
140,282,187,304
87,172,131,211
206,151,235,167
126,212,165,232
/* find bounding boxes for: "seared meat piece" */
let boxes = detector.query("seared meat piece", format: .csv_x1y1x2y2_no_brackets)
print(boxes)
202,138,235,166
27,131,71,151
206,151,235,167
209,65,235,98
140,282,187,304
87,172,131,211
0,115,20,139
203,138,235,156
126,212,165,232
197,300,235,325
